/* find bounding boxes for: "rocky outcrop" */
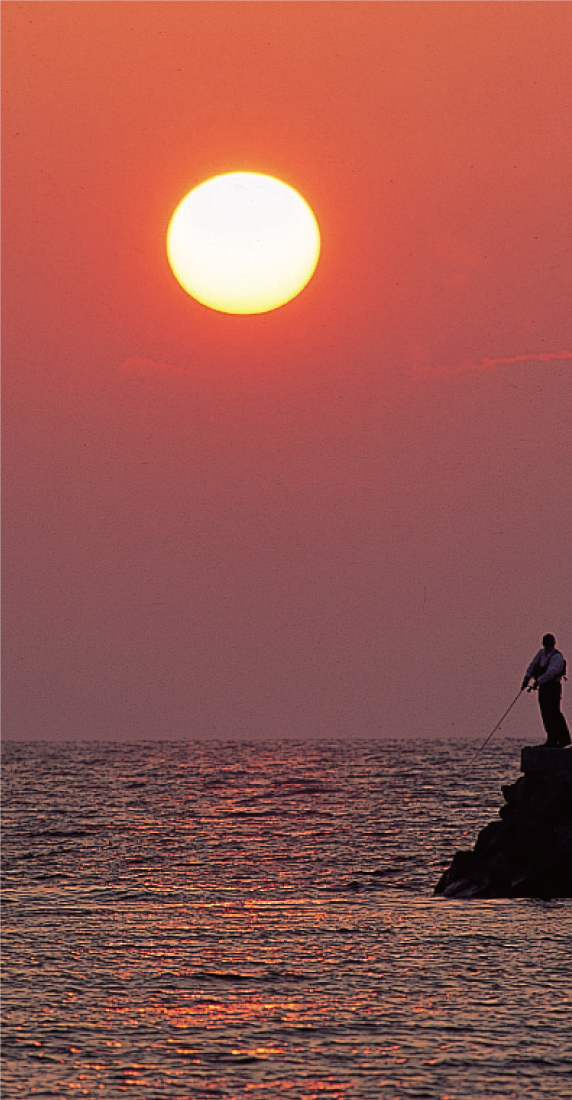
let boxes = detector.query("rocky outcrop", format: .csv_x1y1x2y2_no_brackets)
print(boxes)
435,746,572,899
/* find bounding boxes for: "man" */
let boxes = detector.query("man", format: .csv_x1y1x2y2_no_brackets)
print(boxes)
521,633,570,747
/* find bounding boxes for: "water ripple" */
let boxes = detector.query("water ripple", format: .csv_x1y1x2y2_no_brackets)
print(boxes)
2,738,571,1098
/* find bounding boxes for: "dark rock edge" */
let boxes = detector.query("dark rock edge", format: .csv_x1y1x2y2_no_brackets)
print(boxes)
434,750,572,899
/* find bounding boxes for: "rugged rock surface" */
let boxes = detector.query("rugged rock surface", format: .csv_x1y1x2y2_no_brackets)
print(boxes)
435,746,572,899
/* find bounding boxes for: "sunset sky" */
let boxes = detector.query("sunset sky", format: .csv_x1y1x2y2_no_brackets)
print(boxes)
3,1,571,743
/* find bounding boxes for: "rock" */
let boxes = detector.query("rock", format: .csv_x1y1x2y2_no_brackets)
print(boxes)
521,744,572,775
434,746,572,899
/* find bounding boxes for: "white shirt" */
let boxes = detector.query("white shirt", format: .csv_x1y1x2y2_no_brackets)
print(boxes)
526,648,565,684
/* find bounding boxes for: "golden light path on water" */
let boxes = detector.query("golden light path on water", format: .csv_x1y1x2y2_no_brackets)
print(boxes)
3,739,571,1098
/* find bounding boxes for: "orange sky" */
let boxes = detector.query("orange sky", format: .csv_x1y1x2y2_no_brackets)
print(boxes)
3,2,572,741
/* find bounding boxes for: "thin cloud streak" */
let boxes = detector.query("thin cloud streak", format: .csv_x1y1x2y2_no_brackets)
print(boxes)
418,350,572,378
121,356,189,377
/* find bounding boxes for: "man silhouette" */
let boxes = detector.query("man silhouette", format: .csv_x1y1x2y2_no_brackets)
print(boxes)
521,633,570,747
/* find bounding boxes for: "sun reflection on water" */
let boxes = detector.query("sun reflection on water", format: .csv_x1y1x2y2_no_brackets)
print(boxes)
3,740,571,1098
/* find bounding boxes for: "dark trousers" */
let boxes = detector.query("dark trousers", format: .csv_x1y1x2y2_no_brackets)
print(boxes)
538,682,571,747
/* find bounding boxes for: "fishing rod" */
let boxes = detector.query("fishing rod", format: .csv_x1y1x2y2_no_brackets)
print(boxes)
462,687,525,776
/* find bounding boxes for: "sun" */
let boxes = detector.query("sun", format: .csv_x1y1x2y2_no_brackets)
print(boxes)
166,172,320,314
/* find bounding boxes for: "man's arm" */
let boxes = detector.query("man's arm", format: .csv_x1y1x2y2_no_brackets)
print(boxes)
522,649,542,689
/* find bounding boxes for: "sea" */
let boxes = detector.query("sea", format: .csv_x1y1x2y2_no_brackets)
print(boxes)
2,738,571,1100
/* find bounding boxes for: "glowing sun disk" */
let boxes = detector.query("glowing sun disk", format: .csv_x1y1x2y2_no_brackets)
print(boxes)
166,172,320,314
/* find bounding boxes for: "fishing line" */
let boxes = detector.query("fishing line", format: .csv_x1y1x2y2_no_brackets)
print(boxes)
461,688,525,779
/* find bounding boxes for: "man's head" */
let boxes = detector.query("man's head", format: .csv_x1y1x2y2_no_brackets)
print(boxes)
542,633,556,652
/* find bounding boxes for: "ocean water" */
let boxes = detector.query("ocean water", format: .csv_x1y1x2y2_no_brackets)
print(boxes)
2,738,571,1099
